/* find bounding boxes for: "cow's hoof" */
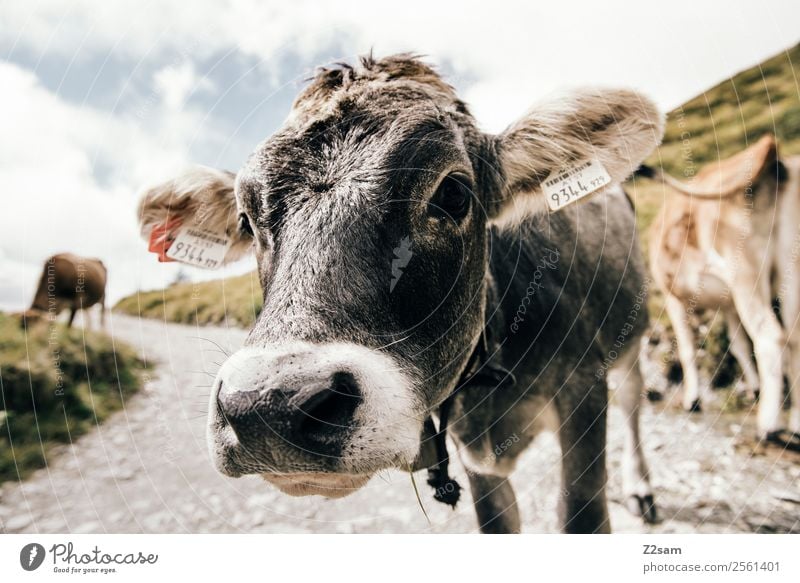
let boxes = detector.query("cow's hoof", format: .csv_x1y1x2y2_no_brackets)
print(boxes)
686,399,702,413
625,494,658,524
764,430,800,452
646,389,663,402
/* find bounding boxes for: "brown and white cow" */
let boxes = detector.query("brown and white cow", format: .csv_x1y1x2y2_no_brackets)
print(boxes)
137,54,663,532
22,253,107,328
641,134,800,448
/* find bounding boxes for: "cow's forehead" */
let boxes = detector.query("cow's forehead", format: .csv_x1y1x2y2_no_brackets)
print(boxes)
237,56,480,205
241,102,473,200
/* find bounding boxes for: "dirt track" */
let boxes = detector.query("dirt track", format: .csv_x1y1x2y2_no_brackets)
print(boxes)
0,314,797,533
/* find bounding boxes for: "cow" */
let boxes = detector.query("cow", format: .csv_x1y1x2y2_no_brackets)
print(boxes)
22,253,107,329
640,133,800,450
137,54,663,533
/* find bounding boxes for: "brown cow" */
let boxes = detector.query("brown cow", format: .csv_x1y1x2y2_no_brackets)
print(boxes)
641,134,799,448
22,253,107,328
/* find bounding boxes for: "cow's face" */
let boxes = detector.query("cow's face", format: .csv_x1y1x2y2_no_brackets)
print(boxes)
138,55,662,498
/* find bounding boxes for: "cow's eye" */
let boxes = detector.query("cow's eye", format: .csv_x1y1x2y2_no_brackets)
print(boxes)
428,173,472,221
238,212,254,236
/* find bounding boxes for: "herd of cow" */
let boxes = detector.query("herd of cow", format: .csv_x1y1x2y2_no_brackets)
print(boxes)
18,55,800,533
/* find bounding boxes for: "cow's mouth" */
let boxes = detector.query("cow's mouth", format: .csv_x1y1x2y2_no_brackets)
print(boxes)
261,472,372,498
207,341,423,489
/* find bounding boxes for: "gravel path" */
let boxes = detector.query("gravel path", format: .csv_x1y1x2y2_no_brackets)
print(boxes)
1,314,797,533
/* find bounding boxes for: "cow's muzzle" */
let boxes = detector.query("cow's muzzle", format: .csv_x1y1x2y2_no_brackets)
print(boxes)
207,343,421,496
217,370,362,454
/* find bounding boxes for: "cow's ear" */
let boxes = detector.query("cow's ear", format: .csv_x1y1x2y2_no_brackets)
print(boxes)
489,88,663,227
137,166,253,264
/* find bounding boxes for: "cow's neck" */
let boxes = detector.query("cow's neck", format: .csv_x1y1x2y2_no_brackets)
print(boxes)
423,273,516,508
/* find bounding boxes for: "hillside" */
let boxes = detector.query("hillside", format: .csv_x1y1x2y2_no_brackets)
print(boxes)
114,271,262,327
654,42,800,174
633,42,800,237
116,42,800,332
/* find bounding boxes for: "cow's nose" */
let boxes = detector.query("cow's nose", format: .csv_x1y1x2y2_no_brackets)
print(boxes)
216,371,363,451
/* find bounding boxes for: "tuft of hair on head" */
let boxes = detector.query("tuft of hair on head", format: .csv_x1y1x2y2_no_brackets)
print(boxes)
290,52,470,123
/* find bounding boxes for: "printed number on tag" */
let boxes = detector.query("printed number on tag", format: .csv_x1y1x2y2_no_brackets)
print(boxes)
165,225,231,269
542,159,611,212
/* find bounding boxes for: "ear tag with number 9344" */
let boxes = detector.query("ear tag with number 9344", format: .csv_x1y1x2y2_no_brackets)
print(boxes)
542,158,611,212
165,225,231,269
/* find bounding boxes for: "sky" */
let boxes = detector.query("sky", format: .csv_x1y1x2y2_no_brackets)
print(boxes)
1,0,800,310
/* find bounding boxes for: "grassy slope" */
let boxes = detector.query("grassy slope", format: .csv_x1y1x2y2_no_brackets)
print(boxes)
633,43,800,240
114,271,262,327
653,42,800,175
0,313,143,482
115,43,800,332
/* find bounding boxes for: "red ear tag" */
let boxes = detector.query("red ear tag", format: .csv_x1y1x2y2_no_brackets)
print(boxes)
147,217,182,262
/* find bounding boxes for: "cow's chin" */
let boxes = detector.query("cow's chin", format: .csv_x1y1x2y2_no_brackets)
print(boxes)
261,472,372,498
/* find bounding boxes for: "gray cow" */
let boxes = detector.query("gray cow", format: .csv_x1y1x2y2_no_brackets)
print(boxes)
138,55,663,533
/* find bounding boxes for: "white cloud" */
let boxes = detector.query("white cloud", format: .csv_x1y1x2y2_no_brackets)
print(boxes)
154,63,215,111
4,0,800,131
0,61,251,311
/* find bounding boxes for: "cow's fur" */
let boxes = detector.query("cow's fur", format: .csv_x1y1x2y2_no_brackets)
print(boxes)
23,253,107,328
644,134,800,443
137,54,663,532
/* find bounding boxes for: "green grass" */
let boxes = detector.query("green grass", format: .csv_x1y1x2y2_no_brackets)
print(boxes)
114,271,262,327
647,42,800,177
0,313,143,483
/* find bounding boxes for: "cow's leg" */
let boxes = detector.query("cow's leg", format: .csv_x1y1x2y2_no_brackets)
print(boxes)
100,297,106,328
556,380,610,533
784,334,800,441
785,333,800,438
777,265,800,437
664,293,701,412
467,473,521,534
67,308,77,328
613,347,657,524
725,310,759,401
774,192,800,440
731,284,785,438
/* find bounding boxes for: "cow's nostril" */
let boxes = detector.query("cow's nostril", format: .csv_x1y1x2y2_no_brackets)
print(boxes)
297,372,362,438
216,382,261,424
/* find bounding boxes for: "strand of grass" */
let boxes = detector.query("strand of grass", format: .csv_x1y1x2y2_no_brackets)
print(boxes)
409,471,431,525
